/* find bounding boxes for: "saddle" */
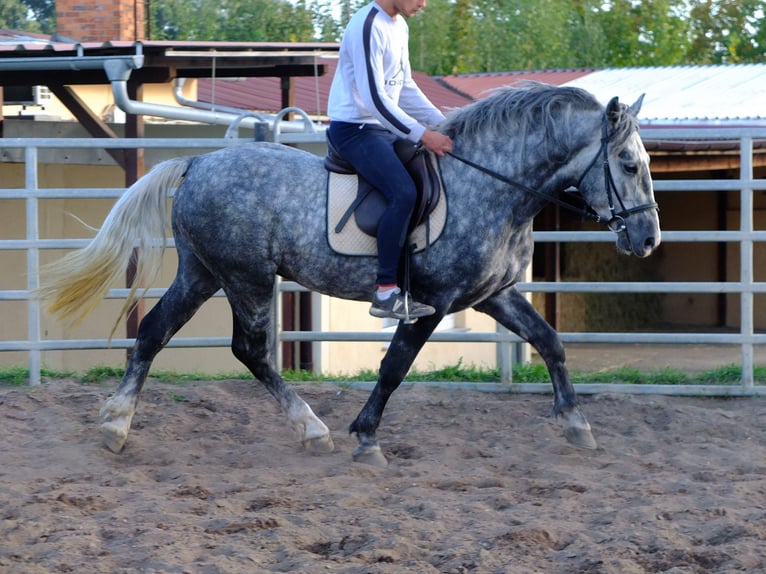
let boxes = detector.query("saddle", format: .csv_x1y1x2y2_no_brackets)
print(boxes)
324,135,442,238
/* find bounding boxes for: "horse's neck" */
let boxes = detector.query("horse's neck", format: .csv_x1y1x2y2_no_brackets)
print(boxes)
450,138,570,221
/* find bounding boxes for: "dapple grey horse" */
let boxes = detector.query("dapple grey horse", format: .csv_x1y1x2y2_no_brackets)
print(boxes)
38,83,660,466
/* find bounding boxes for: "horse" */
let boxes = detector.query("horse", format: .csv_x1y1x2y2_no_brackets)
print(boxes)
37,83,660,467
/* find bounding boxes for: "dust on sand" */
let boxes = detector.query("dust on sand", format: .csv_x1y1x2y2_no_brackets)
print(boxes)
2,379,765,573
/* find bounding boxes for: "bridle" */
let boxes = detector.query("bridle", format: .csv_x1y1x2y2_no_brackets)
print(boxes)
446,113,659,235
575,114,659,233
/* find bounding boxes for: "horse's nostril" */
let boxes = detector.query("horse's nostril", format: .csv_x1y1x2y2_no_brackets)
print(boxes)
645,236,656,249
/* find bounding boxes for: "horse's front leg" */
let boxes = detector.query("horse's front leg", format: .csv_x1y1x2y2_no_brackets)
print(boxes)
475,287,597,450
349,314,442,466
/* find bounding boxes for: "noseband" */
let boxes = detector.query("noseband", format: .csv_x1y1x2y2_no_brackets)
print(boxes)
446,112,658,235
576,114,659,234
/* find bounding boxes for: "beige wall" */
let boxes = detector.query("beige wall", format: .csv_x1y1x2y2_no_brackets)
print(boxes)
4,82,196,123
319,296,500,375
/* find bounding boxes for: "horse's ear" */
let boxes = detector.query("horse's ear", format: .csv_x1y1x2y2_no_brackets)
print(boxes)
628,93,645,117
606,96,621,123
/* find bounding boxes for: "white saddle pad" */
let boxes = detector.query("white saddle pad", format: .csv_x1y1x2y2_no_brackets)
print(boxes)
326,172,447,256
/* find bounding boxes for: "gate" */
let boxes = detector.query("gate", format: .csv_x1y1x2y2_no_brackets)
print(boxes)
1,129,765,394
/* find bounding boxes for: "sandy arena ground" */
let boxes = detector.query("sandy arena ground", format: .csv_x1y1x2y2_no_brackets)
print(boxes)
2,376,765,573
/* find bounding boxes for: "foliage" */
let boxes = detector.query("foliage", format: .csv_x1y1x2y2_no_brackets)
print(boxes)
149,0,317,42
407,0,766,74
4,0,765,72
0,0,42,32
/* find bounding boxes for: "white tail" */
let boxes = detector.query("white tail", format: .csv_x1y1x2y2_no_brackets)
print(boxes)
36,157,191,337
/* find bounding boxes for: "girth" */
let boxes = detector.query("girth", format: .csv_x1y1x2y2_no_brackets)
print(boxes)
324,136,441,238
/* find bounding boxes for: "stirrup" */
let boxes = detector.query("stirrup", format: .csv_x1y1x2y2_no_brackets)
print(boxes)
402,291,417,325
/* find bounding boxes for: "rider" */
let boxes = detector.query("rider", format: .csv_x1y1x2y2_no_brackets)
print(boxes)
327,0,453,321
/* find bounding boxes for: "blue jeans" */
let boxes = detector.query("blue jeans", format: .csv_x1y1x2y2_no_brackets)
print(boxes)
328,121,416,286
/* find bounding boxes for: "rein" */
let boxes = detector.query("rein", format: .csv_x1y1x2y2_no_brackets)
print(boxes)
446,113,659,233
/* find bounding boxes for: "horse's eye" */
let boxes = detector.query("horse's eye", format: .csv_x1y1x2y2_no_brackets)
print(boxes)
623,163,638,175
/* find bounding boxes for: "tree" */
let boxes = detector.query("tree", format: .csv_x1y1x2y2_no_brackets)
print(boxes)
5,0,766,72
23,0,54,33
688,0,766,63
0,0,42,31
150,0,223,40
150,0,319,42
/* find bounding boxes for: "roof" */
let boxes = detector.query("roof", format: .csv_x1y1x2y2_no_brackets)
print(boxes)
198,62,766,126
436,65,766,127
0,28,50,44
563,65,766,126
435,69,594,100
0,31,339,86
197,57,473,118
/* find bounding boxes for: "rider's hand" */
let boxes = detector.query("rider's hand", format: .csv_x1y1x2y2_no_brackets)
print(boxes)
420,130,453,157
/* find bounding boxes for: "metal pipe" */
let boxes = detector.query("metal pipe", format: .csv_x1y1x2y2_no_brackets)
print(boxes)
0,42,143,71
174,78,268,118
104,59,322,135
0,54,144,71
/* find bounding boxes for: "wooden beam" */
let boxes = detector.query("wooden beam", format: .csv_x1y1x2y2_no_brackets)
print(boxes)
649,152,766,173
46,84,127,169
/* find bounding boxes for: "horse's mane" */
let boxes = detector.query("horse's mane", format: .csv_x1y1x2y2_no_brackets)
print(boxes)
442,81,637,164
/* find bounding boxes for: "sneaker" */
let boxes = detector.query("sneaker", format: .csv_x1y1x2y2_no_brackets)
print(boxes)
369,289,435,320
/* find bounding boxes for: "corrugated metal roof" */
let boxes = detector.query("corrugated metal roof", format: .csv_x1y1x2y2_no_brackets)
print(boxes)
435,69,593,99
0,29,50,46
197,57,472,118
562,64,766,125
437,64,766,126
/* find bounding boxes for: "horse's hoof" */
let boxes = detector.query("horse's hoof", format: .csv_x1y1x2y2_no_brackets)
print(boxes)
352,444,388,467
564,426,598,450
303,433,335,454
101,421,128,453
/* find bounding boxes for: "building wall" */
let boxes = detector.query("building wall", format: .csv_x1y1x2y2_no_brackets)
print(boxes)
3,82,196,124
56,0,146,42
319,297,500,375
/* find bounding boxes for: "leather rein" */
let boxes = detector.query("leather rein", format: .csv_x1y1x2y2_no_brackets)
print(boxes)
446,113,659,234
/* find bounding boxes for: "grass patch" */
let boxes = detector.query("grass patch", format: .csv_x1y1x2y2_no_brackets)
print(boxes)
0,366,77,386
0,362,764,388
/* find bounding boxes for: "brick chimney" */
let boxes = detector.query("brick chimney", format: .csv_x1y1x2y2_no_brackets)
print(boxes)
56,0,146,42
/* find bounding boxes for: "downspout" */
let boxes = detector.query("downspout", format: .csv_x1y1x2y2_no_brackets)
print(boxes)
104,59,322,138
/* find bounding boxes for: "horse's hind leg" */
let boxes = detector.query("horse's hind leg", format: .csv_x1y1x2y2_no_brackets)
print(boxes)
475,287,597,450
100,254,219,453
227,292,334,454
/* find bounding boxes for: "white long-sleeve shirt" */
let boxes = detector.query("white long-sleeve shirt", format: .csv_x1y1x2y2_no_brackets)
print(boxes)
327,1,445,143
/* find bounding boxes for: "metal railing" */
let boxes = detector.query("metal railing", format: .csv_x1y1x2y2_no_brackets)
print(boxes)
1,129,765,394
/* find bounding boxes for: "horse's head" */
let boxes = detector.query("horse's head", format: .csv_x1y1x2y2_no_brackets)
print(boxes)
578,95,661,258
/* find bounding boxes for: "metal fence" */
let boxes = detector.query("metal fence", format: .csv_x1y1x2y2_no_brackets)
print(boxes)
1,129,765,394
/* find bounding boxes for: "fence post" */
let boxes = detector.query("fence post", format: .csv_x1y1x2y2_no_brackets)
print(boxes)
25,145,42,385
740,136,754,390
